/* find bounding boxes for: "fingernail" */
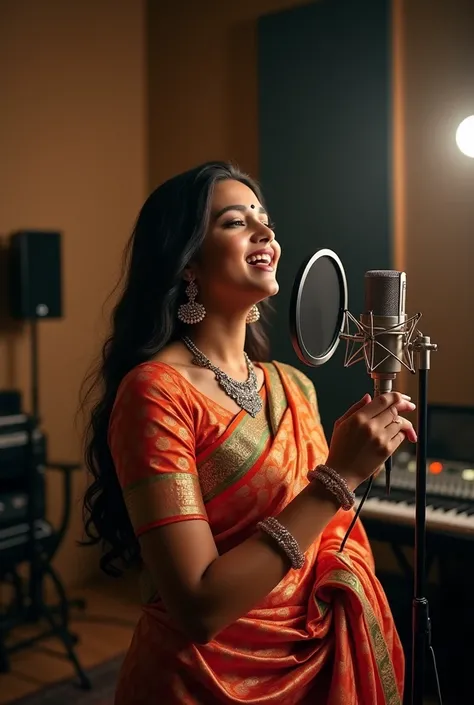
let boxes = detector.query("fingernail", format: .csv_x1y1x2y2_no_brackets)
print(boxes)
407,402,416,410
401,394,411,400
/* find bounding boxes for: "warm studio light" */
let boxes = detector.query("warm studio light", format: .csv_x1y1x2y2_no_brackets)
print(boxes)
456,115,474,157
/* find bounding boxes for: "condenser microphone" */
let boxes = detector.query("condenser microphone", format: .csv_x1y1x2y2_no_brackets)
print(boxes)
361,270,407,396
360,270,407,493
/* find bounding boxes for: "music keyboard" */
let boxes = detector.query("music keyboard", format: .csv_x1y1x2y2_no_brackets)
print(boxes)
355,452,474,538
355,489,474,537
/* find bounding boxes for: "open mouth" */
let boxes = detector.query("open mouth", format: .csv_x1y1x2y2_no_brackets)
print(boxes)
245,253,274,271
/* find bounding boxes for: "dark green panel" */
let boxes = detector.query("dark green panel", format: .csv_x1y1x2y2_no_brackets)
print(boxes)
258,0,392,438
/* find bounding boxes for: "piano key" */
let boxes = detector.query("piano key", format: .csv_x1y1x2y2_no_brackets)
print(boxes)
355,495,474,536
456,504,471,513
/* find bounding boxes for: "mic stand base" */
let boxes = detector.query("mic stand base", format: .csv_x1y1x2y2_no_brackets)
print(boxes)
410,336,442,705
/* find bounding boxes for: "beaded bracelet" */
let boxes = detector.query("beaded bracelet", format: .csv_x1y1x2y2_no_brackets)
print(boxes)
257,516,305,569
307,464,355,511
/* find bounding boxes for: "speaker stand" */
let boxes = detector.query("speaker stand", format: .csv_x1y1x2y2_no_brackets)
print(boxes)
30,319,40,422
20,320,91,688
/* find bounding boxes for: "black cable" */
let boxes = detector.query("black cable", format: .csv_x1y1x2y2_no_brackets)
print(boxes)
339,474,374,553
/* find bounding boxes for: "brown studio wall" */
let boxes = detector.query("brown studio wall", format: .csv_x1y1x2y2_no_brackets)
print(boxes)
402,0,474,405
146,0,313,189
0,0,147,587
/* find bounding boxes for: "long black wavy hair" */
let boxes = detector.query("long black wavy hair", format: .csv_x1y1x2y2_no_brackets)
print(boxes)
80,161,273,577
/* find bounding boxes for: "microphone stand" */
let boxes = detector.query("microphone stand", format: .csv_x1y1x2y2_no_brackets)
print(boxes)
411,334,440,705
340,314,442,703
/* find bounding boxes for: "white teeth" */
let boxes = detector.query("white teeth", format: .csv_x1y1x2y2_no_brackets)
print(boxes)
246,254,272,265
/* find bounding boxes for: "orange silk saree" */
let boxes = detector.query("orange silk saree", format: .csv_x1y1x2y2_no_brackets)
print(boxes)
109,360,404,704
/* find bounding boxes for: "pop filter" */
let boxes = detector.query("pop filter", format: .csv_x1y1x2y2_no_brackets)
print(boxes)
289,248,348,367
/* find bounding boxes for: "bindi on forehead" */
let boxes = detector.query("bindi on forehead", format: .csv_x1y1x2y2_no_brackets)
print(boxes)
213,203,266,219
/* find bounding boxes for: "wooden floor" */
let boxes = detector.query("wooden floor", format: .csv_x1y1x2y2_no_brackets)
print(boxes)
0,574,140,704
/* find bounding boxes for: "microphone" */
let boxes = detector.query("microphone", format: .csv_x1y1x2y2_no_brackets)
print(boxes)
341,267,418,395
361,270,407,396
359,270,408,493
341,268,421,493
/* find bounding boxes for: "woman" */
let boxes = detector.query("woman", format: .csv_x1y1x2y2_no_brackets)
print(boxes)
81,161,416,704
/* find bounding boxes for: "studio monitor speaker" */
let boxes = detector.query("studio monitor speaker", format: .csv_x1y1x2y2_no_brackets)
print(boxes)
8,230,63,320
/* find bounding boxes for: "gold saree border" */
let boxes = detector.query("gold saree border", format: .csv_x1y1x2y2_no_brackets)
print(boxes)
197,363,288,503
319,554,402,705
123,472,207,534
275,361,321,422
260,363,288,437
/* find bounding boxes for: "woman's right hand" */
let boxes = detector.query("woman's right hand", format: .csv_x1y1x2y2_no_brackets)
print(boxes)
326,392,417,490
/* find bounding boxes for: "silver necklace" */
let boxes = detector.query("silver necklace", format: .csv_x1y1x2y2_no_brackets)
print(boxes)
182,336,263,418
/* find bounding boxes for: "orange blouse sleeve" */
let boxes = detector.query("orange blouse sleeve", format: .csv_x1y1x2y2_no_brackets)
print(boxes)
108,364,208,538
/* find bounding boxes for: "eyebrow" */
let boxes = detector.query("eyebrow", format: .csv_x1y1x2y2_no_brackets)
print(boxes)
213,204,266,219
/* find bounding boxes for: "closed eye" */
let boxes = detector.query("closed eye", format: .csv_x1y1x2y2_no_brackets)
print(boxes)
223,219,276,230
223,219,246,229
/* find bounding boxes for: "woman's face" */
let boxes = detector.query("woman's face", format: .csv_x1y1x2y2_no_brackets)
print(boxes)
192,179,281,310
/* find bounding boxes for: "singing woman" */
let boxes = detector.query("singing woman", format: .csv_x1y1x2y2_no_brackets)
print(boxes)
81,161,416,704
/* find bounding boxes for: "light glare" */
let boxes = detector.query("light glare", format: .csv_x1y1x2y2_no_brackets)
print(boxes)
456,115,474,158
